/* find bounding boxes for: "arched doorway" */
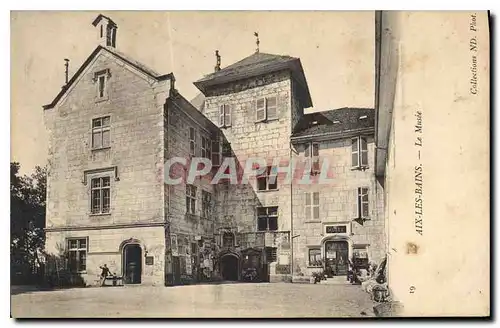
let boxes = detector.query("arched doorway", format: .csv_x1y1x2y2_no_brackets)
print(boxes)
324,240,349,277
122,244,142,284
220,254,239,281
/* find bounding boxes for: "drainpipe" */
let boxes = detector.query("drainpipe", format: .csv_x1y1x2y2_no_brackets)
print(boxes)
290,142,294,280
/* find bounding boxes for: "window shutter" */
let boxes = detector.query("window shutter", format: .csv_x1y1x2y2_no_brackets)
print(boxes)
360,137,368,166
351,138,359,168
353,188,360,218
266,96,277,120
256,98,266,122
305,193,311,220
212,140,220,166
224,104,232,127
219,105,225,127
361,187,369,218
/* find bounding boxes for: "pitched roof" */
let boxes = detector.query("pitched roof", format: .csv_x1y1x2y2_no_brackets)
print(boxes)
43,45,174,110
190,93,206,112
92,14,117,27
194,52,313,108
291,108,375,139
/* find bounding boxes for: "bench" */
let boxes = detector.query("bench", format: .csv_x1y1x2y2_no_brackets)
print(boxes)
102,275,124,286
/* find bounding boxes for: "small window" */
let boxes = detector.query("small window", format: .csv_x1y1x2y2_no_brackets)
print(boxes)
189,127,196,157
257,166,278,191
305,192,320,220
67,238,87,272
201,136,211,160
308,248,322,267
357,187,369,218
186,184,197,214
202,190,212,218
352,137,368,168
219,104,231,128
257,206,278,231
255,96,278,122
91,177,110,214
92,116,111,149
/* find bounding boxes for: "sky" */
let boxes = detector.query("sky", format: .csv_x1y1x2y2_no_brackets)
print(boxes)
11,11,375,173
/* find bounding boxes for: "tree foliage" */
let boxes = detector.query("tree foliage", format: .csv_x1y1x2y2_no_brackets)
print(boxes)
11,162,47,284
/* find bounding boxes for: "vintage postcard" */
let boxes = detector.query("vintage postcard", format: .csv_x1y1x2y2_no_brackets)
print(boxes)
10,11,490,318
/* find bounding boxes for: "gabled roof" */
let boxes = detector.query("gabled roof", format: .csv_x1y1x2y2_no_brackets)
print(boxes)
291,108,375,139
194,52,313,108
43,45,174,110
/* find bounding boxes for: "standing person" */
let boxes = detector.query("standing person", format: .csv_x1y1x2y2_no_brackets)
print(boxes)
99,264,111,286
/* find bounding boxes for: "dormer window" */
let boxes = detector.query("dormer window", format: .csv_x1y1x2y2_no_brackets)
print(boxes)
256,95,278,122
94,69,110,101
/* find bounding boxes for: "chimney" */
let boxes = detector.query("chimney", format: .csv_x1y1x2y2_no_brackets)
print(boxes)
92,14,117,48
214,50,221,72
64,58,70,85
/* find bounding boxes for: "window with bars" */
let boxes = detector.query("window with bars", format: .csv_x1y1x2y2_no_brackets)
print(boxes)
256,96,278,122
91,177,110,214
201,136,211,160
304,142,320,174
91,116,110,149
308,248,322,267
265,247,277,263
202,190,212,218
305,192,320,221
189,127,196,157
257,206,278,231
218,104,231,128
357,187,369,219
67,238,87,272
352,137,368,168
257,166,278,191
186,184,197,214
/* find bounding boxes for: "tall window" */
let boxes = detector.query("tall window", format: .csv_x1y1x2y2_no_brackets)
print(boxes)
92,116,110,149
357,187,369,218
257,206,278,231
202,190,212,218
308,248,322,267
189,127,196,157
212,140,220,167
256,96,278,122
91,177,110,214
94,70,110,99
305,192,320,221
186,184,197,214
257,166,278,191
67,238,87,272
352,137,368,168
201,136,211,160
219,104,231,128
304,142,320,174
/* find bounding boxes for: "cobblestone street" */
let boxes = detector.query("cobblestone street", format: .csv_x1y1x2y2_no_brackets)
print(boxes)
11,283,375,318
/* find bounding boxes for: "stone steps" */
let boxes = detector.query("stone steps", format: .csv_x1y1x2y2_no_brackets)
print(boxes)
320,276,351,285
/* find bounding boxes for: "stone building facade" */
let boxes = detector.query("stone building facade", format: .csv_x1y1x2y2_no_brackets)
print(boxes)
43,14,385,286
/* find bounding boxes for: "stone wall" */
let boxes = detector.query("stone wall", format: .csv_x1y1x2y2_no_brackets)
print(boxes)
291,134,386,277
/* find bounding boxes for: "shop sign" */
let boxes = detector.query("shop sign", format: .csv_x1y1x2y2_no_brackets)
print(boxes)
326,225,347,234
